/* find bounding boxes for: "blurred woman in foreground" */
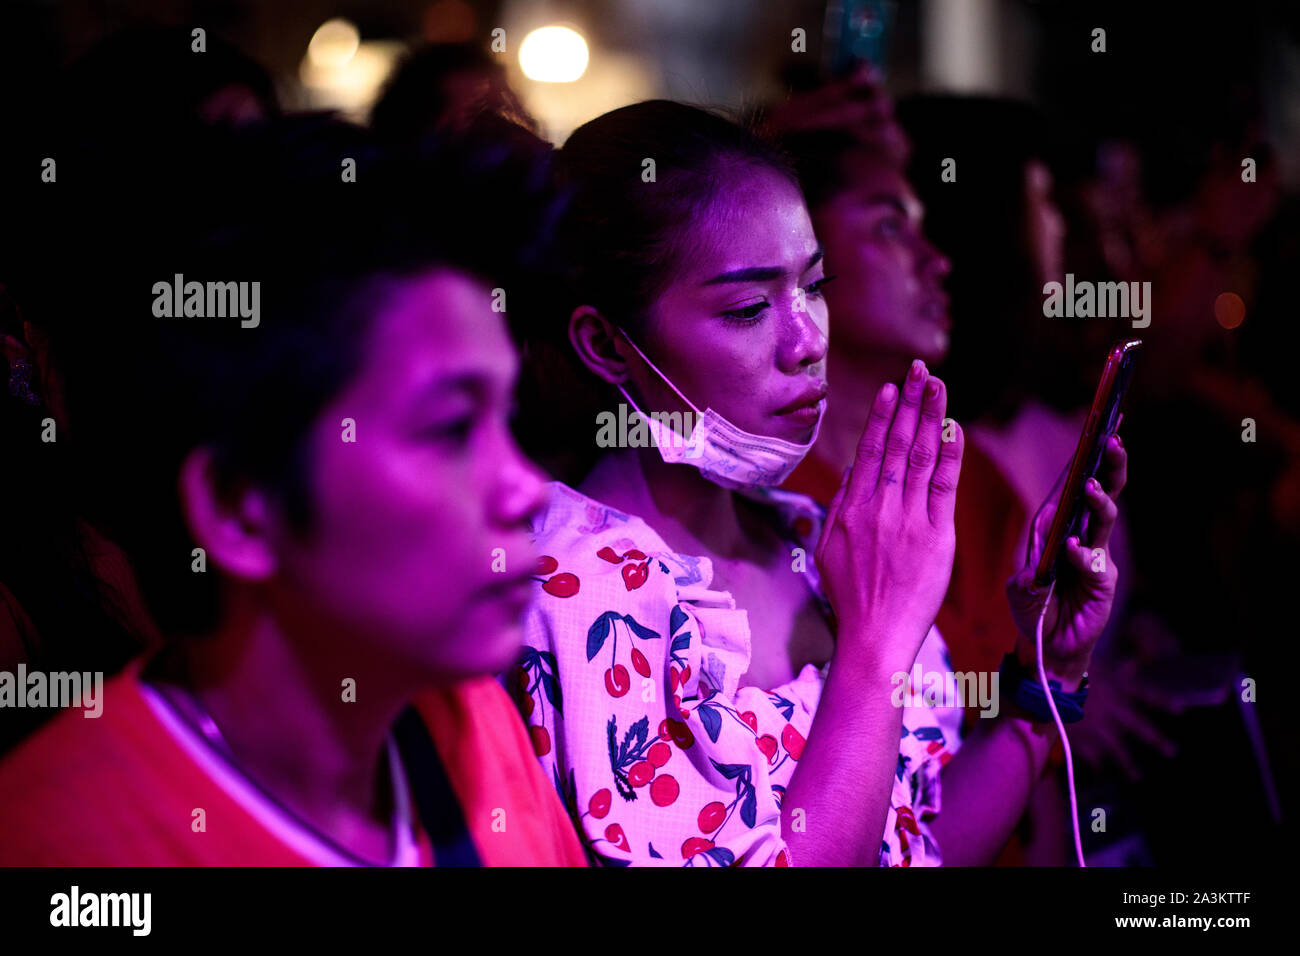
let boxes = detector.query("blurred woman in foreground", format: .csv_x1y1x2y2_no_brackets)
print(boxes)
0,117,586,866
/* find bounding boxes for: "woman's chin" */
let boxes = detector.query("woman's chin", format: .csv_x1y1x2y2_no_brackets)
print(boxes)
409,612,527,684
460,620,528,679
906,325,950,366
924,328,951,364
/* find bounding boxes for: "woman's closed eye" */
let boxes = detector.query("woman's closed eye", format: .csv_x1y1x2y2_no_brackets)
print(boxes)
424,415,475,445
720,298,770,325
877,216,905,239
803,274,838,299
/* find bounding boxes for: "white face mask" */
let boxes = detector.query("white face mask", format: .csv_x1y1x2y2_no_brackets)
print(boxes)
614,327,823,490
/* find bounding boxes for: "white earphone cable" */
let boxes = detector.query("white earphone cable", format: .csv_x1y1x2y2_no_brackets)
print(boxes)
1034,579,1087,867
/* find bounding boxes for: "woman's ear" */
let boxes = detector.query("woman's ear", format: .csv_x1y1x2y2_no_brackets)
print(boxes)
178,448,277,583
568,306,630,385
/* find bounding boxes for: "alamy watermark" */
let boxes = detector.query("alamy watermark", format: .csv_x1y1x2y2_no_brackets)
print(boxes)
50,886,150,936
0,666,103,717
152,274,260,328
1043,273,1151,329
596,403,702,455
891,663,999,718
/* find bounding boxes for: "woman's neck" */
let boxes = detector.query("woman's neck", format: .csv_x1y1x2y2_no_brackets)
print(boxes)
149,595,405,860
579,446,759,561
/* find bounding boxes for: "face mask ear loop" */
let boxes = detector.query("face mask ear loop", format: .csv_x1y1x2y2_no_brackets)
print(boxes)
616,326,704,419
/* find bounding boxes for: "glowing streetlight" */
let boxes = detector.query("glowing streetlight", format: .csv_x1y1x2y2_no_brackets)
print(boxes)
308,18,360,69
519,25,589,83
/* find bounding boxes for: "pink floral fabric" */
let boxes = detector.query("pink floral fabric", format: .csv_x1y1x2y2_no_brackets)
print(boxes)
509,480,962,867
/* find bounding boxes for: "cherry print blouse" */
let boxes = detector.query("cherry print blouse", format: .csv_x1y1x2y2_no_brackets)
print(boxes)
512,480,964,867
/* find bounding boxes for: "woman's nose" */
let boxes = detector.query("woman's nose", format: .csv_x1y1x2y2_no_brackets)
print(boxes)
491,437,548,530
918,237,952,279
780,297,829,371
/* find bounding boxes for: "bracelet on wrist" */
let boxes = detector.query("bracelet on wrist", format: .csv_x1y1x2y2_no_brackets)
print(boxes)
999,653,1090,724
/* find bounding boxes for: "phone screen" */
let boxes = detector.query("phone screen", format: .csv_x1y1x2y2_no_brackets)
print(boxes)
823,0,897,79
1033,339,1141,586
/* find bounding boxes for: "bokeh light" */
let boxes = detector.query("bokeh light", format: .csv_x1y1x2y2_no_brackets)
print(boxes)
519,26,589,83
308,19,360,69
1215,292,1246,329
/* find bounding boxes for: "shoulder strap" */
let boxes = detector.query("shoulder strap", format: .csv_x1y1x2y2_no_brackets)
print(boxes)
393,705,483,867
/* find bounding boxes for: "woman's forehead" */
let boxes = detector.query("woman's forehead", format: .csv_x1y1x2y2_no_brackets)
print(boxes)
360,269,515,381
831,158,915,207
676,174,818,282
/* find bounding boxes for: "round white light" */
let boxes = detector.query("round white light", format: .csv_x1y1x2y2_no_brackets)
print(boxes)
308,18,360,69
519,26,589,83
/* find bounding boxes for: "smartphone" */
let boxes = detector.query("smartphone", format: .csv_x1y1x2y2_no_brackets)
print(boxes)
1034,339,1141,586
823,0,897,79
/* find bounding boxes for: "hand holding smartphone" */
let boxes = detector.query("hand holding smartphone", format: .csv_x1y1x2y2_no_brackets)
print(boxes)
1033,339,1141,586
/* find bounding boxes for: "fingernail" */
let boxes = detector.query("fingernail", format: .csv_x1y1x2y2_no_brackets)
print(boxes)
925,377,940,397
1088,477,1100,492
1113,433,1123,448
880,382,896,402
909,359,925,381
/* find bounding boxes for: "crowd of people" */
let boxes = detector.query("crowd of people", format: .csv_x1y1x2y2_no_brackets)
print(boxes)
0,29,1282,867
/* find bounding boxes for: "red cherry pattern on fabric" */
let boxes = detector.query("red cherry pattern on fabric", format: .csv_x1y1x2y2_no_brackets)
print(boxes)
541,572,580,598
605,664,630,698
647,742,671,768
629,761,655,788
682,837,714,859
535,555,559,575
650,774,679,807
659,718,694,750
511,665,530,709
534,505,936,868
621,561,649,590
596,545,648,564
781,724,805,760
534,503,933,868
529,725,550,757
605,823,630,852
698,801,726,833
